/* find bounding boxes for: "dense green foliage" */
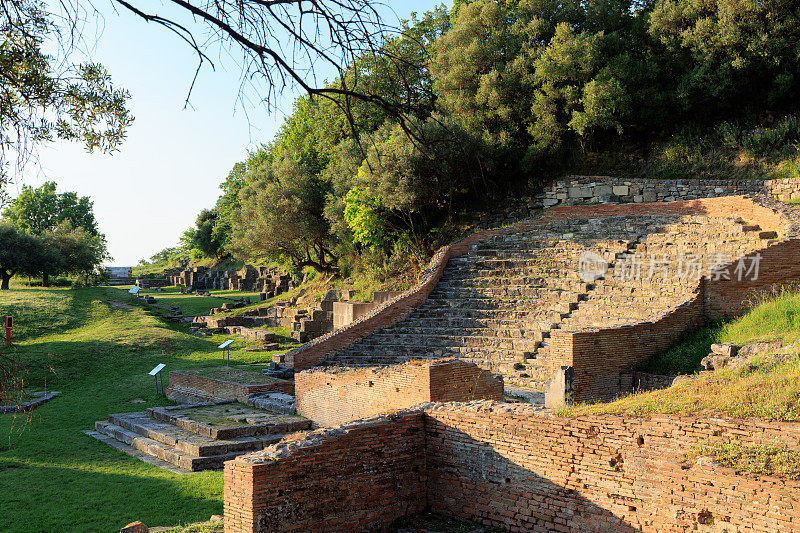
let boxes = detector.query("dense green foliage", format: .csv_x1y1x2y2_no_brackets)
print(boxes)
2,181,100,236
0,182,108,288
0,0,131,191
150,0,800,279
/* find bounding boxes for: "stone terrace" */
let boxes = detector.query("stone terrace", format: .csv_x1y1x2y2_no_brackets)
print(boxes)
91,401,310,472
327,201,782,391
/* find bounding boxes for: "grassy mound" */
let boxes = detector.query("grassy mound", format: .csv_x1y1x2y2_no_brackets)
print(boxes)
0,282,281,531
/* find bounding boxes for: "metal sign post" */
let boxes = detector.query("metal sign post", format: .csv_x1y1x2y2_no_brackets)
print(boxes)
218,340,233,367
3,316,12,347
149,363,166,396
129,286,140,302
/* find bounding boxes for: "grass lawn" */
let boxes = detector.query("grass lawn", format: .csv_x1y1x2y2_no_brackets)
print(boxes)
125,286,263,317
0,283,279,532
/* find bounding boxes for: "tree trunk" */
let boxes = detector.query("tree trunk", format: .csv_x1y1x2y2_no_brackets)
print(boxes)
42,272,50,287
1,271,12,290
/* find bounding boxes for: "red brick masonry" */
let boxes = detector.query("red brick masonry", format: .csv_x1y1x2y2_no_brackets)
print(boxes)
167,370,294,402
295,359,504,427
224,402,800,533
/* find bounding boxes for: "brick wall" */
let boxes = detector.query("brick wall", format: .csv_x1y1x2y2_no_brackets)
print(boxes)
705,239,800,320
224,413,426,533
166,370,293,403
425,403,800,533
552,295,705,402
224,402,800,533
295,359,503,427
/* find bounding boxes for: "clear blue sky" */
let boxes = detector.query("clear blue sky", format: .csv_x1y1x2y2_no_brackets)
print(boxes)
16,0,441,266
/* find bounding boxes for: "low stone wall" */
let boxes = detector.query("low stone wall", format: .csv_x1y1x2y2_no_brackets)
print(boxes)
224,402,800,533
536,175,800,208
166,370,293,403
224,413,426,533
295,359,503,427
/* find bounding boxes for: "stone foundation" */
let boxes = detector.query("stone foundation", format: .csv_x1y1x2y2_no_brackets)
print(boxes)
535,175,800,208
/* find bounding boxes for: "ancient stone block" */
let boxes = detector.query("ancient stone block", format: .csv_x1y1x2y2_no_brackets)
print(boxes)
544,366,574,408
612,185,629,196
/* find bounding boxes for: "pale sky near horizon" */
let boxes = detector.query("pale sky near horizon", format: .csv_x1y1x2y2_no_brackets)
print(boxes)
13,0,439,266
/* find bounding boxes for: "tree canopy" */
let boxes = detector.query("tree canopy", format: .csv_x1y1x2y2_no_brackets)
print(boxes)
147,0,800,278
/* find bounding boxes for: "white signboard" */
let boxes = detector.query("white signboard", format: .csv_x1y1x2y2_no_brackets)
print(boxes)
148,363,166,376
128,286,140,294
218,340,234,349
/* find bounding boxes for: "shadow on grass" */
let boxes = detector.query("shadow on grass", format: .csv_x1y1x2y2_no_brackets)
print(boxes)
0,460,221,532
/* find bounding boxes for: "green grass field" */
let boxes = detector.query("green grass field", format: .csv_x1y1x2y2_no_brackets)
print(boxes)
130,286,263,317
0,283,280,532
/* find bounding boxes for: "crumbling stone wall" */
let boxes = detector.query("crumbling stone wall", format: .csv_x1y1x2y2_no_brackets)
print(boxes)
224,402,800,533
295,359,503,427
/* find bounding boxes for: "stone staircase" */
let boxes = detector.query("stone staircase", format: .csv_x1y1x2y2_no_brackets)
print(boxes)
91,402,310,472
327,213,779,391
561,215,776,331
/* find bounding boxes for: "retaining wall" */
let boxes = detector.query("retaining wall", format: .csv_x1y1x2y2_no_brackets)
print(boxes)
536,175,800,207
224,402,800,533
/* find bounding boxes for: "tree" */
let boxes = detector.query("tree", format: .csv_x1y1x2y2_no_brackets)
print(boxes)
233,156,336,273
2,181,100,235
41,222,109,281
193,208,224,258
0,224,47,290
1,180,105,285
1,0,132,189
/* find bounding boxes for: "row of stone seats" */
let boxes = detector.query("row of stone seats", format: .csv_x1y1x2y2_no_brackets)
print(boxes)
561,215,774,331
328,213,778,390
331,216,656,388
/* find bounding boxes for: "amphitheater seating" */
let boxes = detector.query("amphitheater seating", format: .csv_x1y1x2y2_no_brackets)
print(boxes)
328,211,776,390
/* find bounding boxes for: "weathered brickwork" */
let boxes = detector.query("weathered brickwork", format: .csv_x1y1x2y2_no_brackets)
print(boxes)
283,194,800,401
295,359,503,426
224,413,426,533
284,220,546,371
425,404,800,533
224,403,800,533
166,370,293,404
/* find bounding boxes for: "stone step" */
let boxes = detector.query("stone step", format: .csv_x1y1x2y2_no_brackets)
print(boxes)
362,333,542,352
437,277,590,291
338,343,535,361
375,325,551,341
107,411,285,457
404,307,570,322
94,421,251,472
164,384,217,404
427,287,584,301
417,298,579,313
246,392,296,414
440,266,582,279
147,405,310,440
